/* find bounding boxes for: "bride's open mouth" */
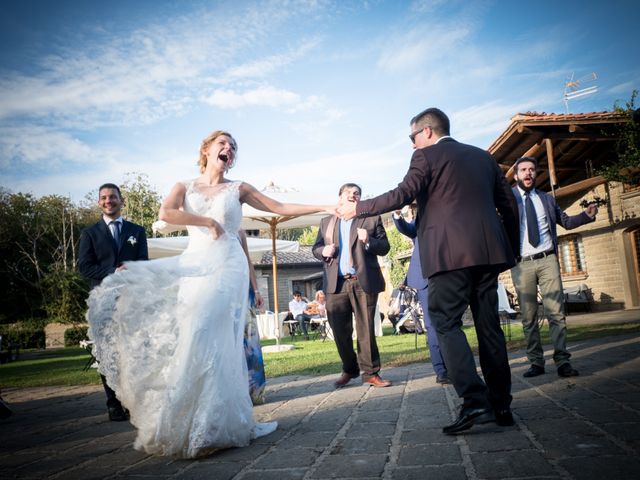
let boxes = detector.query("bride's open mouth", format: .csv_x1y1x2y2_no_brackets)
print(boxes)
218,153,229,163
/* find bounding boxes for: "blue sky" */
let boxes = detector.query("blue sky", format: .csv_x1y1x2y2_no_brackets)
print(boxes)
1,0,638,203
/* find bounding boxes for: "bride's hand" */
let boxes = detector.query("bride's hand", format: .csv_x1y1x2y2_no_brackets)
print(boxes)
208,220,226,240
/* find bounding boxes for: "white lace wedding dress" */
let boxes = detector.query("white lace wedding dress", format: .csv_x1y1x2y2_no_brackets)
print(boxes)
87,180,275,458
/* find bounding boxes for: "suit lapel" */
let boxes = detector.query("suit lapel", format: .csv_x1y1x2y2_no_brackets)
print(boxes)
333,217,340,245
349,219,359,250
513,187,525,224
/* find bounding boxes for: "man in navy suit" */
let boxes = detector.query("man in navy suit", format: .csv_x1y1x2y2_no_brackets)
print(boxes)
510,157,597,379
78,183,148,421
393,208,449,384
338,108,519,434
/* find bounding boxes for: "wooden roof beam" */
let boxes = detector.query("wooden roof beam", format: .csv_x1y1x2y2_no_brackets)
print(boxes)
545,138,558,194
554,176,607,199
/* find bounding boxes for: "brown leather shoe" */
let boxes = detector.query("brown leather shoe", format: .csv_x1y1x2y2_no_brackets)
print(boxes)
363,374,392,388
334,372,359,388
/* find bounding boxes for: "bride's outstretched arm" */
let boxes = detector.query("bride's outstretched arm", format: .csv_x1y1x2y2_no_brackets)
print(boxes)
159,182,225,238
239,182,335,216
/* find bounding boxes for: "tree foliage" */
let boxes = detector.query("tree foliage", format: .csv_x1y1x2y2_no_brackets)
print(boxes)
297,226,319,245
386,227,412,288
120,172,162,237
0,190,92,323
598,90,640,186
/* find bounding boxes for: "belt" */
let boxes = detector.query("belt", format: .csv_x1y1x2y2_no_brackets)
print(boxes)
342,274,358,280
519,250,555,262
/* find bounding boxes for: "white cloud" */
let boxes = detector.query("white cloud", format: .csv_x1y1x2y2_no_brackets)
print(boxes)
0,3,328,128
607,81,635,96
221,39,320,82
376,25,472,73
203,85,322,111
0,126,94,169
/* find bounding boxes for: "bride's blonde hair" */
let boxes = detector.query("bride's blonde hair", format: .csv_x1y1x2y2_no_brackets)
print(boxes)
198,130,237,173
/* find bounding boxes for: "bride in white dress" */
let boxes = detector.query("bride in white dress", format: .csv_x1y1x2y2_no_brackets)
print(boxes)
87,130,332,458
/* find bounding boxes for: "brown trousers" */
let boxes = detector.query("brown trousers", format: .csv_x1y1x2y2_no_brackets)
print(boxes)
326,277,381,377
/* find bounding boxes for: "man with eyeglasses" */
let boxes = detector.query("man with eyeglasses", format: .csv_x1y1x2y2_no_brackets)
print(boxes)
338,108,519,434
313,183,391,389
510,156,597,379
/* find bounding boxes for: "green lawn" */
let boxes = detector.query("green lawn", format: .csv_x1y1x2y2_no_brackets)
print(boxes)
2,322,639,388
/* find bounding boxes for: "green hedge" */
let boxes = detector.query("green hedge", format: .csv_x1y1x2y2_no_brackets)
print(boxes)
0,322,46,349
64,326,89,347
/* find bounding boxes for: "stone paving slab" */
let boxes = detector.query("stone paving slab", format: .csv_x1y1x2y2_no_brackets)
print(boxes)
2,331,640,479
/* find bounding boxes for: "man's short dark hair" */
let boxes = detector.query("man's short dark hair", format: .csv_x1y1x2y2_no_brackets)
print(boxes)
513,156,538,171
410,107,450,136
338,183,362,196
293,290,302,297
99,183,122,199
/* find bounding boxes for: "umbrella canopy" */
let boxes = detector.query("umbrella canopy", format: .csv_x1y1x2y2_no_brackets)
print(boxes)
147,236,299,261
241,182,329,230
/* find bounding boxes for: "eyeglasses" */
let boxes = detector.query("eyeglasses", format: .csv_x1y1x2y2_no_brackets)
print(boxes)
409,125,430,144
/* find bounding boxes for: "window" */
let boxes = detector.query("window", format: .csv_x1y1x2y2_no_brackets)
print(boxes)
558,235,587,276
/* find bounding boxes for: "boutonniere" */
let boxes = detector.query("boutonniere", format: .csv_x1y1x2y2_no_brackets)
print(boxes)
127,236,137,246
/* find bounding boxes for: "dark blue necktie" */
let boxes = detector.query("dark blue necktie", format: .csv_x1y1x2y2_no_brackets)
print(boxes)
109,221,120,248
524,192,540,247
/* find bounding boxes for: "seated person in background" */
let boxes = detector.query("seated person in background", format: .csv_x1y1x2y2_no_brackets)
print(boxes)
288,291,311,340
308,290,327,318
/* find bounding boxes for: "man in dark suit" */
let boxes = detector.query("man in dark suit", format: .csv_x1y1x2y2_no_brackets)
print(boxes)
393,209,449,384
313,183,392,389
338,108,519,434
78,183,148,421
510,156,597,379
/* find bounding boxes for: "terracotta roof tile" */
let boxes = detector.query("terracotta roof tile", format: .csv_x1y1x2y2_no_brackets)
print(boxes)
257,245,322,265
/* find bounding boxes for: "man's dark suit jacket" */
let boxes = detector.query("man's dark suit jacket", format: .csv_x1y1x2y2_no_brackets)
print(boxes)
312,215,390,295
78,219,149,288
357,138,519,278
512,187,595,253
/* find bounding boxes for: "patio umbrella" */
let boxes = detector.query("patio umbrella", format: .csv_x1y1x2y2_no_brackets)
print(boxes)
242,182,333,351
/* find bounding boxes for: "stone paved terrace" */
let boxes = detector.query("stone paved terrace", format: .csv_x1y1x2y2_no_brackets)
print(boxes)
2,311,640,479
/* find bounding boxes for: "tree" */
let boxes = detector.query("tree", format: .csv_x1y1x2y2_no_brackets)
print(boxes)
598,90,640,186
386,227,412,288
120,172,162,236
297,226,319,245
0,191,90,323
274,227,306,241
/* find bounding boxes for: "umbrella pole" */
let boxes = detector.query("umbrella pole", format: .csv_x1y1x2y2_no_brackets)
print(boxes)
270,222,281,346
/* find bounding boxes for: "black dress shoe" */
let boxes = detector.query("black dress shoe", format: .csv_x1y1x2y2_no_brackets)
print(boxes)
443,406,494,435
495,409,515,426
557,363,579,377
523,365,545,378
108,405,128,421
436,375,451,384
0,396,12,419
334,372,359,388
